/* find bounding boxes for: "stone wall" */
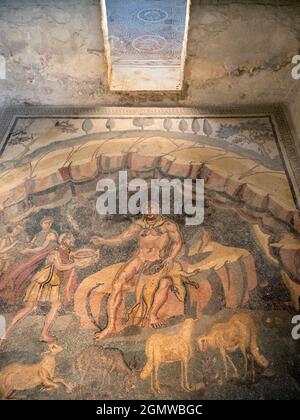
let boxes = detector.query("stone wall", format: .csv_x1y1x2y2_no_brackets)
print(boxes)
0,0,299,144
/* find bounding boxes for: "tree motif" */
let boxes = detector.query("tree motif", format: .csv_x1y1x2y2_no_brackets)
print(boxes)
179,119,188,133
163,118,172,132
192,118,200,135
203,119,213,136
82,119,94,135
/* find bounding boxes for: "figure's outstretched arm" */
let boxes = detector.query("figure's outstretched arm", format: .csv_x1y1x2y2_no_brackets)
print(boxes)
162,221,183,273
49,252,75,271
91,223,142,247
0,239,20,254
167,221,183,259
21,232,57,254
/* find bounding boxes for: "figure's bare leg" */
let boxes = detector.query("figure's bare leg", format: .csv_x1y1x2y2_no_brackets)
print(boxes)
148,277,172,328
95,258,143,341
0,303,36,349
40,302,61,343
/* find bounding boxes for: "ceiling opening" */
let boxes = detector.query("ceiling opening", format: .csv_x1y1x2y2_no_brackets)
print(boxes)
101,0,190,91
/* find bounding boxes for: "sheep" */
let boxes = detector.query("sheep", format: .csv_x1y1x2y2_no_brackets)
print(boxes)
197,312,269,382
140,318,194,393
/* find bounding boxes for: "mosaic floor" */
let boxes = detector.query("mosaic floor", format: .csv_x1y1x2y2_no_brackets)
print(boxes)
0,106,299,400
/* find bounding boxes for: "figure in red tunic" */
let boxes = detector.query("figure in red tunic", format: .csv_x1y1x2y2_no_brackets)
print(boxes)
0,233,78,348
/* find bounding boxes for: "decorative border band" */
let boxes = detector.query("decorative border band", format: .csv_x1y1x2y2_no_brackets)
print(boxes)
0,104,299,207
